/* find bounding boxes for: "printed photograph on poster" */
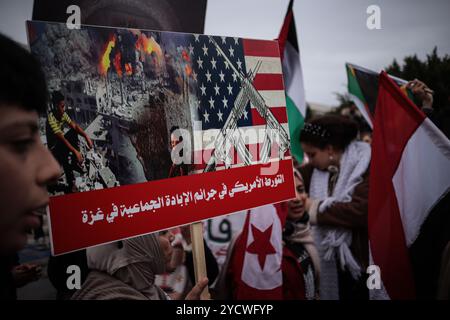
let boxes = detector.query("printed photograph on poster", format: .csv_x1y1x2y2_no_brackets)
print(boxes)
27,21,295,255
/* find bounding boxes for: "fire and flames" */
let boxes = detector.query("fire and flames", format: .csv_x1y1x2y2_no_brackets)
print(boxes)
185,65,192,77
182,49,190,62
182,49,193,77
136,33,162,57
99,34,116,76
99,32,165,77
125,63,133,76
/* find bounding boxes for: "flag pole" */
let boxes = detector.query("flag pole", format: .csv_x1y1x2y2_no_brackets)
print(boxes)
190,222,210,299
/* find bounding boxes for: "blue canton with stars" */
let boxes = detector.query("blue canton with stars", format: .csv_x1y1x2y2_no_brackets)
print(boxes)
190,35,253,130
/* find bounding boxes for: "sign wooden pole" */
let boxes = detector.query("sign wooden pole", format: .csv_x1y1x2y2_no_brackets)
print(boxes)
190,222,210,300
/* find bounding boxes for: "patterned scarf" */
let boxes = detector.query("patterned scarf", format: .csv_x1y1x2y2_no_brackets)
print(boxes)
309,141,371,299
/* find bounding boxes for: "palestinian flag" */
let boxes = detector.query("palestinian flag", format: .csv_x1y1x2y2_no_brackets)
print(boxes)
346,63,413,128
278,0,306,163
369,71,450,299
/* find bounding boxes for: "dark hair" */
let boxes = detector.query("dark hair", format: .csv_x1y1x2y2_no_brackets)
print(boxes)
0,33,48,114
300,115,358,151
51,91,64,108
170,125,183,142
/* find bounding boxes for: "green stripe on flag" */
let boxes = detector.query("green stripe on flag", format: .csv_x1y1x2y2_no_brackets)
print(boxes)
347,64,367,105
286,94,304,164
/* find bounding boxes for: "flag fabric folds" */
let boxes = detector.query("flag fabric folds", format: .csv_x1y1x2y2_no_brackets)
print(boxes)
346,62,413,128
230,203,287,299
369,71,450,299
278,0,306,164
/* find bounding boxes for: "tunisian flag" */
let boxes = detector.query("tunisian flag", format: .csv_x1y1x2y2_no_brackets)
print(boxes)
230,203,287,299
369,71,450,299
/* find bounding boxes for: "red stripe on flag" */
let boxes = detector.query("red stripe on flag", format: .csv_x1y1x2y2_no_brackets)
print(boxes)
252,74,284,91
369,71,426,299
243,39,280,57
251,107,288,126
277,4,293,60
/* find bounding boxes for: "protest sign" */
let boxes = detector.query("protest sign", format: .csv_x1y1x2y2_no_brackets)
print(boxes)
27,21,295,255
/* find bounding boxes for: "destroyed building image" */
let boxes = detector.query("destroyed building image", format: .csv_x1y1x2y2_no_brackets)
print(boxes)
30,21,197,194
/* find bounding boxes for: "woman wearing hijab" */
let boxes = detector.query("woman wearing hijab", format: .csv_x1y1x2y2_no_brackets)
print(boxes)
282,169,320,300
214,169,320,300
71,232,208,300
299,115,370,300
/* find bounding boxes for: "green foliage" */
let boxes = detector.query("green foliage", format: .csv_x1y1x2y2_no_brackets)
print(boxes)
385,47,450,109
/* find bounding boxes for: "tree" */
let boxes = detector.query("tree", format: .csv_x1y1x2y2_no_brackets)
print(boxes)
385,47,450,110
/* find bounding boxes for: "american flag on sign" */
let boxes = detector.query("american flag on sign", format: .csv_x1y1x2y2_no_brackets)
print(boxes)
187,34,291,172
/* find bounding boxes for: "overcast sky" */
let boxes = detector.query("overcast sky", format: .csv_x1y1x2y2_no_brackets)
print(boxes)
1,0,449,106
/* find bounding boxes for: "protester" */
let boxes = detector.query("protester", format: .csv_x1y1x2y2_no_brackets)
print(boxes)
282,169,320,299
46,90,93,193
71,232,208,300
155,227,219,299
155,228,190,299
214,169,320,300
406,78,450,138
0,33,61,299
299,114,370,300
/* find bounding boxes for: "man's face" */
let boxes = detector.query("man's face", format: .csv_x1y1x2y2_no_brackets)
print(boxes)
0,105,61,253
56,101,65,119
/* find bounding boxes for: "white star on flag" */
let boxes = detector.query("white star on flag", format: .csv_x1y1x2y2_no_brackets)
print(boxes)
236,58,242,70
219,71,225,82
211,57,217,69
203,110,210,122
214,83,220,95
200,83,206,96
227,84,233,95
222,96,228,108
208,96,215,109
228,46,234,57
202,44,208,56
197,57,203,69
205,70,212,82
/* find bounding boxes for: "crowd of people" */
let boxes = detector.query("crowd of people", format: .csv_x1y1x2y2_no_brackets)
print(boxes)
1,31,449,300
